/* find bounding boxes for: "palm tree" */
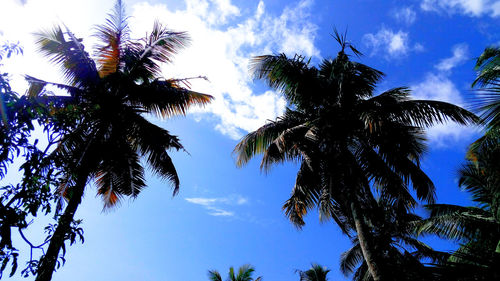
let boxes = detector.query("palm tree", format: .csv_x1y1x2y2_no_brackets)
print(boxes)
469,46,500,148
27,1,212,280
296,263,330,281
234,33,477,281
208,264,262,281
412,46,500,281
340,195,445,281
417,136,500,280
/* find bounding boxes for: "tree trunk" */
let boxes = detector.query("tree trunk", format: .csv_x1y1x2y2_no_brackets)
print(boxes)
350,201,385,281
35,171,89,281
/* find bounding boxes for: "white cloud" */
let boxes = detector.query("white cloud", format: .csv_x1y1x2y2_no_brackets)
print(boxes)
184,198,218,206
185,194,248,217
185,0,240,25
421,0,500,17
411,45,478,146
412,73,476,145
393,7,417,25
0,0,320,140
363,27,422,58
435,43,469,71
129,0,319,140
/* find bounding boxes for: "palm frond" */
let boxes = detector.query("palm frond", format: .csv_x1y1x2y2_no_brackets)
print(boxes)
473,46,500,88
127,21,190,78
417,204,496,241
250,54,318,106
127,79,213,118
282,162,321,228
208,270,223,281
34,25,99,88
369,88,479,128
127,114,182,195
340,241,363,276
94,0,130,77
234,108,305,167
95,143,146,208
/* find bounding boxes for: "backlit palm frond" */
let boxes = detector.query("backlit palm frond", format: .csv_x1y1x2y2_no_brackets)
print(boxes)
134,21,190,77
340,241,363,276
24,75,82,102
400,237,447,264
208,270,223,281
471,81,500,129
319,58,384,100
352,262,370,281
234,108,305,167
94,0,130,77
250,54,317,105
127,113,183,195
458,162,492,207
473,46,500,88
128,79,212,118
356,144,417,209
34,26,99,88
368,88,479,128
297,263,331,281
95,141,146,208
417,204,496,241
236,264,256,281
282,161,321,228
260,122,314,171
146,148,180,195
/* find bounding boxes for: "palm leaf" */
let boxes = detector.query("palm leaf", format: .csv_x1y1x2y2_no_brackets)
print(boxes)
340,241,363,275
127,79,213,118
94,0,130,77
34,26,99,88
208,270,223,281
473,46,500,88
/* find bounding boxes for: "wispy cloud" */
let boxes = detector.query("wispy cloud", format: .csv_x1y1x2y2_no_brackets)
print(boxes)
435,44,469,72
421,0,500,18
393,6,417,25
411,44,477,146
185,194,249,217
363,27,422,59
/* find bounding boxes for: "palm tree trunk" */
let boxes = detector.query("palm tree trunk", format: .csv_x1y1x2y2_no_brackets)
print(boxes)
350,201,385,281
35,171,89,281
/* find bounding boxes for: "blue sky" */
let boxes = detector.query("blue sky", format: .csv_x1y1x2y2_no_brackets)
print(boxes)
0,0,499,280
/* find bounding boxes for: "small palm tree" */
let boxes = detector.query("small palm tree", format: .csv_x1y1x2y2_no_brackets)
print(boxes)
296,264,330,281
208,264,262,281
28,1,212,280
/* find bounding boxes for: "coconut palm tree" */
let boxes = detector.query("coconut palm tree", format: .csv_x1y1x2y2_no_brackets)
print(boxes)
234,33,477,281
412,46,500,281
27,1,212,280
340,195,446,281
469,46,500,148
417,136,500,281
296,263,331,281
208,264,262,281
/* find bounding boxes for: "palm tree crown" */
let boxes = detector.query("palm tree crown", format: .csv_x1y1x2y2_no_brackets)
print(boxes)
28,1,212,280
234,34,477,280
296,263,330,281
29,0,212,206
208,264,262,281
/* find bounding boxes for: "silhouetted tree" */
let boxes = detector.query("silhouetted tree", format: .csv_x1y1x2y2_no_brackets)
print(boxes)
234,32,477,281
208,264,262,281
17,1,212,280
